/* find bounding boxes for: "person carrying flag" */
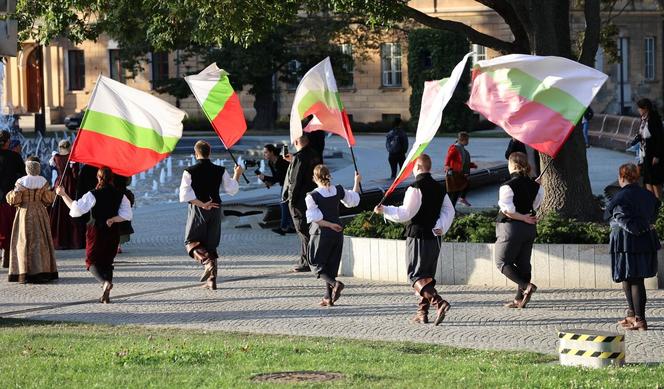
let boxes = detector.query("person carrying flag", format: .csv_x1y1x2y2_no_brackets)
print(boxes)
374,154,455,325
179,140,243,290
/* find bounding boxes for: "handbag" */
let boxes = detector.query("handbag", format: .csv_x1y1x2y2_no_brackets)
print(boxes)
445,171,468,192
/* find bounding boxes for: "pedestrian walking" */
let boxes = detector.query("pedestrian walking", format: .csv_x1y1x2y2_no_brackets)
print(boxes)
444,131,477,206
282,134,322,272
374,154,455,325
632,98,664,199
305,165,361,306
0,130,25,268
495,152,544,309
385,118,409,179
56,166,133,303
582,107,594,148
606,163,660,331
179,140,243,290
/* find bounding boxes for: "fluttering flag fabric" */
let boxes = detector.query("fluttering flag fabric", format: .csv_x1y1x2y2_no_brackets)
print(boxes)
290,57,356,146
185,63,247,148
467,54,608,157
69,75,186,177
384,52,473,198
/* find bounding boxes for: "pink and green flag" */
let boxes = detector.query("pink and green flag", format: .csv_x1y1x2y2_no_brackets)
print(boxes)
290,57,355,146
185,63,247,148
70,75,186,176
467,54,608,157
385,53,473,198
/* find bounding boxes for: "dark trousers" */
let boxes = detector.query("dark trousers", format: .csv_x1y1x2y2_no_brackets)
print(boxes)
388,153,406,178
184,205,221,258
495,221,536,300
289,202,309,268
448,189,468,206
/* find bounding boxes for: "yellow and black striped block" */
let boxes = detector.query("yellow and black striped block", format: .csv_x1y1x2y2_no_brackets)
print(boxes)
557,329,625,368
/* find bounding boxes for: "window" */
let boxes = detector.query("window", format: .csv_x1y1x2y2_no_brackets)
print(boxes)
472,44,486,65
286,60,302,90
338,43,354,88
381,43,402,87
109,49,125,83
151,52,170,87
67,50,85,91
645,37,655,81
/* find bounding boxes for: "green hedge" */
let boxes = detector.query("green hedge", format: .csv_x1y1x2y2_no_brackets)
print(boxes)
344,211,618,244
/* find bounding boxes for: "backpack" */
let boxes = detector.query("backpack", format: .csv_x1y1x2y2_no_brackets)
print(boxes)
386,130,402,154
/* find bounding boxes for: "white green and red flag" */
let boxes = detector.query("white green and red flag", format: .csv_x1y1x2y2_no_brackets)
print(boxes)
69,75,186,177
467,54,608,157
384,52,473,198
185,63,247,148
290,57,355,146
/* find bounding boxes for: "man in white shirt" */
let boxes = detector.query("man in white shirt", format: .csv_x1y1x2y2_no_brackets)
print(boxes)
374,154,455,325
179,140,243,290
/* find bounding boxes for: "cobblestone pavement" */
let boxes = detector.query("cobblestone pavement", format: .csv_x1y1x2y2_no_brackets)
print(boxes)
1,202,663,363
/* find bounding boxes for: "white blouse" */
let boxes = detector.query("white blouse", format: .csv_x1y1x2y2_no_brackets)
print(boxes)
498,185,545,214
15,175,48,190
382,187,455,235
305,186,361,223
179,169,239,203
69,191,133,220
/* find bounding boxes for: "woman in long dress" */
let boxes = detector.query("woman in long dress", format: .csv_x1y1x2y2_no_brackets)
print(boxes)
49,140,85,249
634,98,664,199
606,163,660,331
6,156,58,283
56,167,132,303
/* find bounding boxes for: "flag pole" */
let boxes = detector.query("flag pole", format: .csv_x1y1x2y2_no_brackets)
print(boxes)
223,145,250,184
348,145,363,194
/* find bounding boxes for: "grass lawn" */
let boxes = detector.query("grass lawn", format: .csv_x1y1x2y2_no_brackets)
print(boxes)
0,319,661,388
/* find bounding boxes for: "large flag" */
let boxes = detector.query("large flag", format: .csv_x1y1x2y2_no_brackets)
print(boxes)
69,75,186,177
185,63,247,148
290,57,355,146
467,54,608,157
384,52,473,198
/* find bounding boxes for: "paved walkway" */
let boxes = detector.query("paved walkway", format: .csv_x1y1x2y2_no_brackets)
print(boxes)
1,201,663,363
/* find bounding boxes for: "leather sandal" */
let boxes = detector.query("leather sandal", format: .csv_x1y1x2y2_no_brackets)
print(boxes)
319,298,333,307
517,283,538,309
100,282,113,304
331,281,345,303
504,300,521,308
625,318,648,331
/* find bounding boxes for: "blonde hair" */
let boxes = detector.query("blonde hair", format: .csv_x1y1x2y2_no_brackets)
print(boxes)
313,164,332,186
508,152,530,176
25,156,41,176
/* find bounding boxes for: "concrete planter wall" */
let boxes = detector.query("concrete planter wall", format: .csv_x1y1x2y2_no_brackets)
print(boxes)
340,236,664,290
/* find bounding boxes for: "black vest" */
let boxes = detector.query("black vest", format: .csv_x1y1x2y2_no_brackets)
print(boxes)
90,186,124,228
406,173,445,239
496,173,540,223
185,159,225,203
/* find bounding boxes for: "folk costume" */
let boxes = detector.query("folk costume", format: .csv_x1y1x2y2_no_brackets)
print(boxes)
0,146,25,267
6,174,58,283
179,158,239,290
69,185,132,291
113,175,135,249
383,172,455,325
495,173,544,308
49,153,85,249
605,183,660,330
305,184,360,306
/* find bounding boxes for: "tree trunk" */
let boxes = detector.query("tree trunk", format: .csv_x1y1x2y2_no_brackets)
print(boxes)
528,0,602,221
252,76,276,130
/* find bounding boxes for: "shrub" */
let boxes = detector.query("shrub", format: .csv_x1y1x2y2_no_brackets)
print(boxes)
343,211,405,240
182,116,213,132
655,206,664,238
344,210,611,244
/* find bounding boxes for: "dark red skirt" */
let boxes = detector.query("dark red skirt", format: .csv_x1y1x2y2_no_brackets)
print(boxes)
0,203,16,251
50,196,85,250
85,224,120,269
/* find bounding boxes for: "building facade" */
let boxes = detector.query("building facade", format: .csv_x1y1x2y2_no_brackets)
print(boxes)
1,1,661,128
